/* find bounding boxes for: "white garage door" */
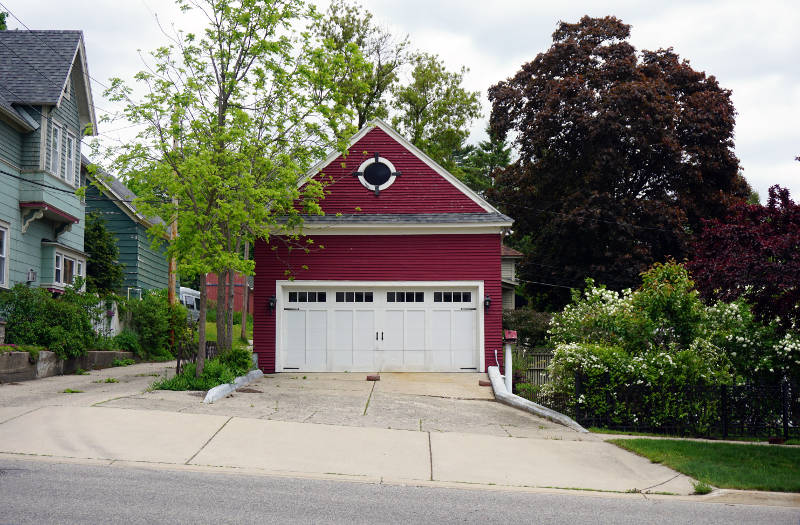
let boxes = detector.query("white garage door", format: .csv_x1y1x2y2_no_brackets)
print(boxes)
280,285,481,372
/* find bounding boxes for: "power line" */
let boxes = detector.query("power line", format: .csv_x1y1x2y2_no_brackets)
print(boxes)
0,167,168,205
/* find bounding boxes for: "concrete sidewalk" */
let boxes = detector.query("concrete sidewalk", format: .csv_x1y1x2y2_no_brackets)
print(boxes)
0,404,695,495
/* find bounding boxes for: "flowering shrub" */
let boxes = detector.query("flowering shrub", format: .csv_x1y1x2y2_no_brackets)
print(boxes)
544,261,799,433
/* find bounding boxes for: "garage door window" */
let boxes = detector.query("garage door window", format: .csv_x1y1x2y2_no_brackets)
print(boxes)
387,291,424,302
289,291,327,302
434,291,471,302
335,291,373,303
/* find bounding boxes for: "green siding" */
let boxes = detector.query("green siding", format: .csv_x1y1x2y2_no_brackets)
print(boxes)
19,105,43,171
85,185,169,292
0,118,23,168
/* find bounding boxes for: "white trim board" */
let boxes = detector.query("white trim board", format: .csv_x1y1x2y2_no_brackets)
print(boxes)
297,118,505,216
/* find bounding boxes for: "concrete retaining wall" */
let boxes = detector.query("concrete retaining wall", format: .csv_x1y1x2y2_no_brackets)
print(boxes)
0,351,136,383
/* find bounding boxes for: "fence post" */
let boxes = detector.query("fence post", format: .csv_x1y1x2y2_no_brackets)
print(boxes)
720,384,729,439
782,378,790,440
574,372,583,423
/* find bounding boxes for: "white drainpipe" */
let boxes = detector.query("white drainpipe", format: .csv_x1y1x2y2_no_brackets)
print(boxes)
504,342,513,393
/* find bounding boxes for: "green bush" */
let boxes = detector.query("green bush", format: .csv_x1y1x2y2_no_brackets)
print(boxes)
543,261,798,435
153,359,237,391
206,305,252,326
126,290,188,360
113,330,142,358
0,284,94,359
218,346,253,376
112,357,136,367
0,343,44,362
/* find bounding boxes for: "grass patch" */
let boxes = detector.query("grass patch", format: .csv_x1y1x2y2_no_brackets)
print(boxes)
609,438,800,492
693,481,713,495
589,427,764,442
204,322,253,349
74,368,90,375
62,388,83,394
104,377,119,383
111,358,136,367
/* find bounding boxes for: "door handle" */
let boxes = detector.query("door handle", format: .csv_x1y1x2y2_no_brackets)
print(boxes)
381,331,384,340
376,331,378,340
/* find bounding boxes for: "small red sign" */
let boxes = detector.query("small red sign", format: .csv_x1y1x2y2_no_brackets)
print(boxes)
503,329,518,341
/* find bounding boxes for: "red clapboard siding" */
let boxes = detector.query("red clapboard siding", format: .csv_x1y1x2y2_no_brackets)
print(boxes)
253,233,503,373
303,127,486,215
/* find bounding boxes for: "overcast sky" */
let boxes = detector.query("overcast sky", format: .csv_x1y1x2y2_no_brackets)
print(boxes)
4,0,798,201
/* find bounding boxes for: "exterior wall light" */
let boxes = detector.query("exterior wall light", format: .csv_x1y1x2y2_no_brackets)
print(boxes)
267,295,277,313
484,294,491,310
26,269,37,284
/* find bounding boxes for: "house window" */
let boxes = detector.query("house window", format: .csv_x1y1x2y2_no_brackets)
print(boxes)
65,132,77,185
54,251,84,286
50,123,62,176
0,224,8,287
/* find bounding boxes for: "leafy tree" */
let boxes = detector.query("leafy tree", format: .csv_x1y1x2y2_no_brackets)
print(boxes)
453,126,511,196
84,212,124,295
688,185,800,333
488,16,749,307
392,52,482,169
315,0,407,129
0,12,7,30
104,0,353,374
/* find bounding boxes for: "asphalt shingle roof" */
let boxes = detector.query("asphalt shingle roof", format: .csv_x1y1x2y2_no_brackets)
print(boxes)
0,30,82,105
299,212,513,225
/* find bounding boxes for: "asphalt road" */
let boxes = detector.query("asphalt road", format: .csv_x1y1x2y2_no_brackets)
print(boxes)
0,458,797,524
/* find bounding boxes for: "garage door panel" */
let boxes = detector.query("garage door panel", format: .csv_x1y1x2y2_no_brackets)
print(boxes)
405,310,425,350
430,310,452,350
379,350,403,370
332,310,353,350
354,310,375,350
404,350,425,368
453,310,477,369
285,310,306,368
383,310,404,351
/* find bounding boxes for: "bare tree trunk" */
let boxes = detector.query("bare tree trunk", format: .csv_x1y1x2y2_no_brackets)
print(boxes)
197,274,207,377
216,269,228,351
240,242,250,342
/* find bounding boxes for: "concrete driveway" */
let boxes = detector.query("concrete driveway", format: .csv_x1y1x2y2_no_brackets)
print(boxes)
101,371,581,438
0,363,703,496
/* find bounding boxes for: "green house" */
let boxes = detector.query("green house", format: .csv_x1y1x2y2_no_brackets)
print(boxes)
82,158,170,296
0,30,97,292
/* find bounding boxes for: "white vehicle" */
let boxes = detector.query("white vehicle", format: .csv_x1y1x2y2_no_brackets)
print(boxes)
180,287,201,322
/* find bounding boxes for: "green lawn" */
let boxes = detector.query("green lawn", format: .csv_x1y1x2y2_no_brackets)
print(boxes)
204,322,253,350
609,438,800,492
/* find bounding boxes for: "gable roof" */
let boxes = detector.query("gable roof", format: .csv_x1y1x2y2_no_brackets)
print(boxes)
299,118,510,219
0,30,97,134
82,155,164,229
501,245,524,258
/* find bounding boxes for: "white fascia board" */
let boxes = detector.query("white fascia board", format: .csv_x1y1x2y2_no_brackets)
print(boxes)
277,279,484,288
278,223,511,236
296,118,505,216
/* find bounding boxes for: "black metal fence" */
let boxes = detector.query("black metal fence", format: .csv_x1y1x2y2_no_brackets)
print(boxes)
515,373,799,439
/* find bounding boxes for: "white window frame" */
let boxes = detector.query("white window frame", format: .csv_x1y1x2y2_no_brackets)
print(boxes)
55,253,62,284
65,132,78,186
50,122,62,177
0,222,9,288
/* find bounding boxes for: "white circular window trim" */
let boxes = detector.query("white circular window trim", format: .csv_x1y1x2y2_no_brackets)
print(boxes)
356,156,398,192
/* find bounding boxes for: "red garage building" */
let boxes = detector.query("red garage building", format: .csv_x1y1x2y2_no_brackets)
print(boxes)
253,120,513,373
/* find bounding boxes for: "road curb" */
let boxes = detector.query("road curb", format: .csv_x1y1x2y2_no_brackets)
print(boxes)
203,369,263,404
487,366,588,433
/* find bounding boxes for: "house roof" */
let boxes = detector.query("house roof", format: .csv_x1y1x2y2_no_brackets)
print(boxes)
300,212,512,225
298,118,512,222
82,155,165,228
501,245,524,258
0,30,97,133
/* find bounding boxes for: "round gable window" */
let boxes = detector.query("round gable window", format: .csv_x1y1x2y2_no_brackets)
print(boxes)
355,156,400,195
